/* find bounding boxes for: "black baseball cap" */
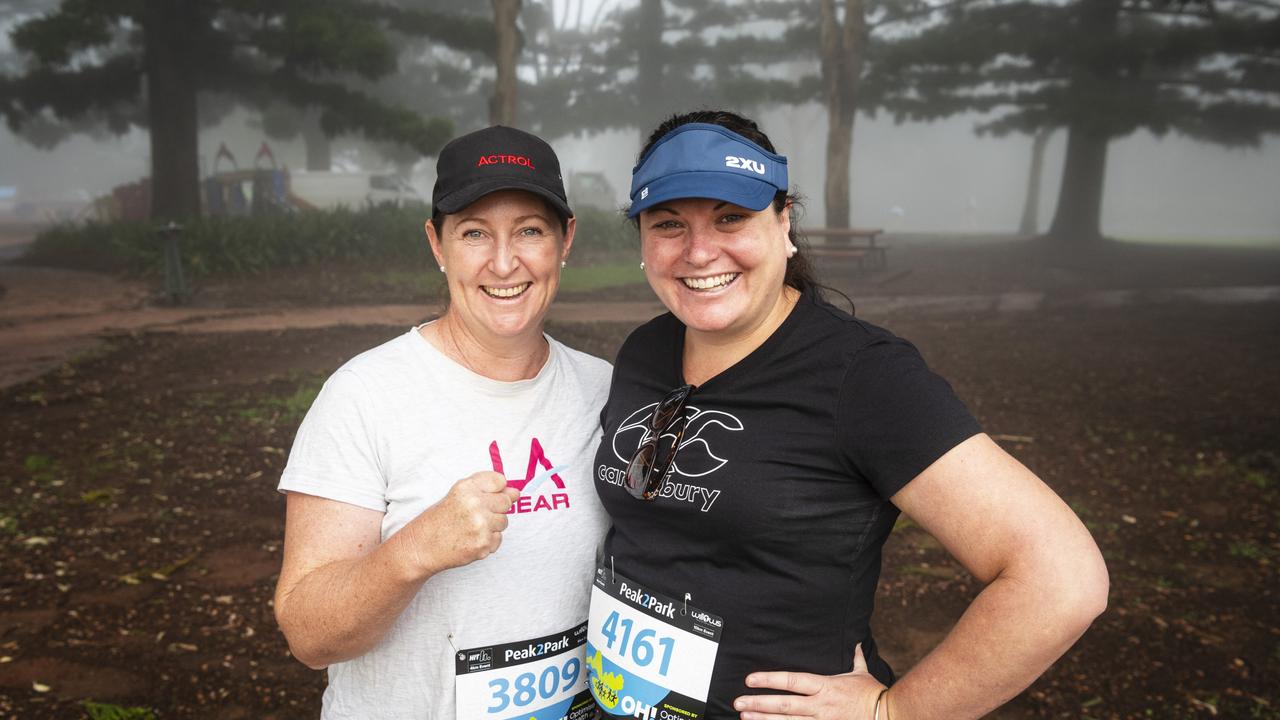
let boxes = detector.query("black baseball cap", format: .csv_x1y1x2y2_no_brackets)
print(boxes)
431,125,572,219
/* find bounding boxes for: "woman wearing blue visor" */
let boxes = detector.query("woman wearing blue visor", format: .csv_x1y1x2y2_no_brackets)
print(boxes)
586,110,1108,719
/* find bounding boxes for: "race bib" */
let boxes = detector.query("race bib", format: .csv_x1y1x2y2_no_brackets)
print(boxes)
455,623,596,720
586,565,724,720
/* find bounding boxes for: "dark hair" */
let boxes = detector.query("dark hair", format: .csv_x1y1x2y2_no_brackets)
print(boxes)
635,110,844,307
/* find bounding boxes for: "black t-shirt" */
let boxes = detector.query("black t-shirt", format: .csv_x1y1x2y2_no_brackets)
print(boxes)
592,290,981,718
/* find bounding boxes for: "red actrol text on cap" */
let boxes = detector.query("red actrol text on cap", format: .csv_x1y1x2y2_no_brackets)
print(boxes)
476,154,536,169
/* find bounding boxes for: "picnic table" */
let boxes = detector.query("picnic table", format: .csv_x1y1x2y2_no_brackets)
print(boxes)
805,227,887,272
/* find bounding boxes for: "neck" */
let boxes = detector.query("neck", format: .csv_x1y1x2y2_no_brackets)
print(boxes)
682,286,800,386
421,313,549,382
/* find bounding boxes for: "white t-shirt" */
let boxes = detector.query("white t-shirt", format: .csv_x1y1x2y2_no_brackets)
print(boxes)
278,326,613,719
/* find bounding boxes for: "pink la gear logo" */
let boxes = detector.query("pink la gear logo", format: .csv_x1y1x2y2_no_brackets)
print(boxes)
489,438,570,515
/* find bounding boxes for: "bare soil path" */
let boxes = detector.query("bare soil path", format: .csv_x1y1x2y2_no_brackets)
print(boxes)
5,249,1279,392
0,264,666,390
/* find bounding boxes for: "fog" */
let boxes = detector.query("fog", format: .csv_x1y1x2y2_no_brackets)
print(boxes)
4,104,1276,242
1,0,1276,242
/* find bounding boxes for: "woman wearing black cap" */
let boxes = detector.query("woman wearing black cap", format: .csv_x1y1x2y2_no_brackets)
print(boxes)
587,110,1108,719
274,126,609,719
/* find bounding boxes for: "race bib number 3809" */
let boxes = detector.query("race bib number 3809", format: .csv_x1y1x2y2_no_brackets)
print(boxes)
455,623,596,720
586,565,724,720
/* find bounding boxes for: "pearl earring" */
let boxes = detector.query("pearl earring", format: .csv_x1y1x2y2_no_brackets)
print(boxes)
439,266,446,273
787,244,798,257
561,260,567,269
640,261,645,271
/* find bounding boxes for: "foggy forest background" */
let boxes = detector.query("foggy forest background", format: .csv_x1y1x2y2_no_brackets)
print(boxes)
0,0,1277,244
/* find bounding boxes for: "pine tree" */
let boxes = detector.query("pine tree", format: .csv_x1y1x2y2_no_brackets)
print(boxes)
0,1,490,220
878,0,1280,242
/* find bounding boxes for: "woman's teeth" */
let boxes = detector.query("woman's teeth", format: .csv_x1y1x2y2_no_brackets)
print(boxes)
484,282,531,298
682,273,738,290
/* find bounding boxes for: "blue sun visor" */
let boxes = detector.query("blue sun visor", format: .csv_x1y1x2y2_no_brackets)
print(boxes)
627,123,788,218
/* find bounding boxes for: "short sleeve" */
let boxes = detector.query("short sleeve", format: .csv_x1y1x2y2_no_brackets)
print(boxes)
277,369,388,512
837,338,981,499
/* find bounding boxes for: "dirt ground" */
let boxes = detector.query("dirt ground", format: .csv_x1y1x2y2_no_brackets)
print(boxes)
1,238,1278,718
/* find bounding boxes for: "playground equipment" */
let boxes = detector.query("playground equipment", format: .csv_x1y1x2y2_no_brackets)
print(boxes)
203,142,297,216
203,142,421,216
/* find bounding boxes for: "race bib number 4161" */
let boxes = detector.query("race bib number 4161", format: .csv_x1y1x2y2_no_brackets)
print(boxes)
586,565,724,720
455,623,596,720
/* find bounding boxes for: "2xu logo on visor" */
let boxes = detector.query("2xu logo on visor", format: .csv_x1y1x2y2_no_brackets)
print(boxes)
724,156,766,175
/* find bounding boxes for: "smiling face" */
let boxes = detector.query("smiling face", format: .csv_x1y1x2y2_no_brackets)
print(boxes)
638,197,793,343
426,189,574,346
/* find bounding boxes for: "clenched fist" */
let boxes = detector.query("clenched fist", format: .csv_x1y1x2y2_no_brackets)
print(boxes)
400,471,520,578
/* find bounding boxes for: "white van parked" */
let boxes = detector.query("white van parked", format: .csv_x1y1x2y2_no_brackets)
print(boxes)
288,171,423,210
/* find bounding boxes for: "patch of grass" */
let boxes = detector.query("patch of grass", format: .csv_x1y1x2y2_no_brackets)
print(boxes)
892,515,918,533
81,700,157,720
560,262,646,293
235,374,325,429
897,563,958,579
1237,451,1277,491
80,488,120,505
271,377,323,426
358,268,444,297
23,454,60,485
1243,470,1272,490
1229,541,1268,560
23,454,52,473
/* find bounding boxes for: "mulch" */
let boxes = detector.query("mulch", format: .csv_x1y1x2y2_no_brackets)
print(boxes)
0,239,1278,718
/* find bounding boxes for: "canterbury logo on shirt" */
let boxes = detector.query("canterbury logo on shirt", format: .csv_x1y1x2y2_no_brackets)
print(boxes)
598,403,744,512
490,438,569,514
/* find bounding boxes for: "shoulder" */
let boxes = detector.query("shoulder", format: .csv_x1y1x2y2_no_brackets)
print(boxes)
548,337,613,387
319,329,425,404
789,290,903,364
617,312,681,361
338,329,420,376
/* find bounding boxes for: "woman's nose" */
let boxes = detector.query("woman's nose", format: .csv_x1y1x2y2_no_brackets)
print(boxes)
491,237,520,275
682,225,719,265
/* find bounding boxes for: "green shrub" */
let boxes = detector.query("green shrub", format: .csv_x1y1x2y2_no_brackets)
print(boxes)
22,202,637,278
23,204,432,278
572,205,636,260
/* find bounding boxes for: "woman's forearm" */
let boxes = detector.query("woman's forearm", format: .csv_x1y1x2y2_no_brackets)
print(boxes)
886,548,1109,719
274,528,435,669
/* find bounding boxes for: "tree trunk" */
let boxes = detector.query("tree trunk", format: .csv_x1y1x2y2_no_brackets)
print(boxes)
824,107,855,228
1018,127,1052,235
819,0,866,229
1045,0,1119,244
491,0,521,126
1047,123,1109,243
302,114,332,172
634,0,665,142
144,0,201,220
